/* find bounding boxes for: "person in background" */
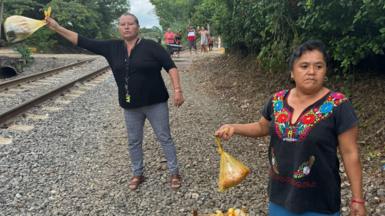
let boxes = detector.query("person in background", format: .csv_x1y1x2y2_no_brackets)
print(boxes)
46,13,184,191
215,40,366,216
187,26,197,54
199,26,209,53
164,28,176,56
174,31,182,58
208,35,214,51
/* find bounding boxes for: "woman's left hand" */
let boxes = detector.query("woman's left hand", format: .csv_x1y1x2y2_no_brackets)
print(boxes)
350,202,366,216
45,17,60,31
173,91,184,107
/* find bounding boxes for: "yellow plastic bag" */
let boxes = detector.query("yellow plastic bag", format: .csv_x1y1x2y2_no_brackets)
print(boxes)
216,137,250,192
210,208,249,216
4,7,51,43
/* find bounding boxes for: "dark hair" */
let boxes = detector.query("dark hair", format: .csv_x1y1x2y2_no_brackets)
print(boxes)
288,40,330,71
119,12,139,26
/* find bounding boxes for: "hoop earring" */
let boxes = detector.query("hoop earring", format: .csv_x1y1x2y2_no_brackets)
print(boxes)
324,76,328,82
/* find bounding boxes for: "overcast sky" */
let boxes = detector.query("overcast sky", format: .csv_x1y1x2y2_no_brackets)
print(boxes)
129,0,160,28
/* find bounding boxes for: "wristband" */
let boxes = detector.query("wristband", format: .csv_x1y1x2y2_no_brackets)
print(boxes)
174,89,182,93
351,198,365,205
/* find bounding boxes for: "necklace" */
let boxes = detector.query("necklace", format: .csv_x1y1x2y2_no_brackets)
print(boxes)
124,37,141,103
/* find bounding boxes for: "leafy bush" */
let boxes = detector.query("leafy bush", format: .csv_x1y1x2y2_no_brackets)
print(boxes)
14,43,34,67
4,0,129,52
152,0,385,74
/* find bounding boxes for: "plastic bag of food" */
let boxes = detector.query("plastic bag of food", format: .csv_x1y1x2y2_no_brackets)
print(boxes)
208,207,249,216
216,137,250,192
4,7,51,43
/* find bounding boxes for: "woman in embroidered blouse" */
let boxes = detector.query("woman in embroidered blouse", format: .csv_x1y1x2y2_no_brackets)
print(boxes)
215,40,366,216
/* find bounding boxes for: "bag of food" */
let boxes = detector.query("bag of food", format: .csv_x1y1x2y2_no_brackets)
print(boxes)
4,7,51,43
216,137,250,192
210,208,249,216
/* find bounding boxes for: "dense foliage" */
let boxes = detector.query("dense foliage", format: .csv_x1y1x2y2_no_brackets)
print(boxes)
2,0,130,52
151,0,385,74
3,0,384,74
140,26,163,42
150,0,198,32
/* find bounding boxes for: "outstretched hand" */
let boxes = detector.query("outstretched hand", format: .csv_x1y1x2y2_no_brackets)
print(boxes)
215,125,235,140
45,17,60,31
44,16,78,45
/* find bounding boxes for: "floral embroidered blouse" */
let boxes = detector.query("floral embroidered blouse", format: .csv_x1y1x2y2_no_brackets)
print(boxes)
261,89,358,214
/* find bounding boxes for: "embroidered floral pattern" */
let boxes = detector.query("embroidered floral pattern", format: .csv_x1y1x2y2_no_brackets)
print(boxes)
293,156,316,179
272,90,348,142
271,148,279,174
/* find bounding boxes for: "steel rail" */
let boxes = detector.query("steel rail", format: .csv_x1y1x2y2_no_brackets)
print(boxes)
0,58,96,91
0,66,110,125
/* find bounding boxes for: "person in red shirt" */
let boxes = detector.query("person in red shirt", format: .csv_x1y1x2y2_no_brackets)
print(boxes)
164,28,175,55
187,26,197,54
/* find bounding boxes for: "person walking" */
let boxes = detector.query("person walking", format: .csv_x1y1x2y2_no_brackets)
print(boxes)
46,13,184,191
174,31,182,58
187,26,197,54
164,28,176,56
208,35,214,51
199,27,209,53
215,40,366,216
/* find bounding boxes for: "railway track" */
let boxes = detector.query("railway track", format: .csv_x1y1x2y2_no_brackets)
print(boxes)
0,58,96,89
0,58,110,126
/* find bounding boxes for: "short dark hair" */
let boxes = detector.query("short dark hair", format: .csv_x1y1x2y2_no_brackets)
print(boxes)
288,40,330,71
119,12,139,26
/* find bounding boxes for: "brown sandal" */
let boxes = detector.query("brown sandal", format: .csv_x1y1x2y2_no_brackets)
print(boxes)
170,175,182,190
129,176,144,191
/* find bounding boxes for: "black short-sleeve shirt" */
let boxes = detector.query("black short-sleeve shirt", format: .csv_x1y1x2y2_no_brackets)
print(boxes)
261,89,358,214
77,36,176,109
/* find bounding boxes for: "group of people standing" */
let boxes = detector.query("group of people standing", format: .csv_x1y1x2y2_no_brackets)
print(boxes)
165,25,214,56
45,11,366,216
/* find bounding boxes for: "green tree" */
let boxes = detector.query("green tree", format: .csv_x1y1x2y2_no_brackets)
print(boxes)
2,0,130,52
3,0,46,17
140,26,163,42
191,0,227,36
297,0,385,72
151,0,199,32
174,0,385,73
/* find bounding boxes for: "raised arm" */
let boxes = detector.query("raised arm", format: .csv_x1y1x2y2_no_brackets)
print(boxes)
45,17,78,45
215,117,270,140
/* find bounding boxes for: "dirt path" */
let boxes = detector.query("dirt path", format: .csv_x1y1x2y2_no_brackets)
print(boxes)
87,50,383,215
1,50,382,216
97,49,384,215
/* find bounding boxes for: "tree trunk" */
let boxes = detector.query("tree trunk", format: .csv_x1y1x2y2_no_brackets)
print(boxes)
0,0,3,38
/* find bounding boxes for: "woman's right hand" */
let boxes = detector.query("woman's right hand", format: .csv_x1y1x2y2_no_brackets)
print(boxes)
215,124,235,140
44,16,78,45
45,17,60,31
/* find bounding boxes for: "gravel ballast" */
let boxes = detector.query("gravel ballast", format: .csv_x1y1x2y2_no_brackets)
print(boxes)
0,52,383,216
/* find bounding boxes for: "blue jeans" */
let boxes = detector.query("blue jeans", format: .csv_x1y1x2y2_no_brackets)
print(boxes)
123,102,179,176
269,202,340,216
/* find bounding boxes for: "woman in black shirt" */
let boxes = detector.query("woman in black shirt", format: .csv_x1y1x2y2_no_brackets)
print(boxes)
215,40,366,216
46,13,184,191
